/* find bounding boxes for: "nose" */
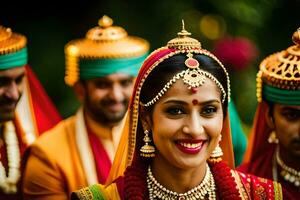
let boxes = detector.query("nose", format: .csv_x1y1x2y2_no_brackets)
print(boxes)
5,81,21,101
183,111,205,136
109,84,124,102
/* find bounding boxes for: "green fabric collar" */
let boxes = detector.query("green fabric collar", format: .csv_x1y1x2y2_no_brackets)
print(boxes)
0,47,28,70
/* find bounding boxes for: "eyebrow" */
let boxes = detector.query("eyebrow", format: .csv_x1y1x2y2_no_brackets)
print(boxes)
163,99,221,105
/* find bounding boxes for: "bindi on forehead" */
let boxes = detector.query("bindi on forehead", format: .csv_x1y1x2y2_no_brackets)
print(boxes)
190,87,199,105
192,99,199,105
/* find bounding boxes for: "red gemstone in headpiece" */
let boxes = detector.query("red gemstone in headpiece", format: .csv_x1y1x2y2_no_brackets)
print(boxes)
185,57,199,69
191,87,198,93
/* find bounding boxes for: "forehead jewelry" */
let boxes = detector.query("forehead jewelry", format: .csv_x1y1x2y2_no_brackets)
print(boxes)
140,53,226,107
191,87,198,94
140,21,227,107
183,52,206,89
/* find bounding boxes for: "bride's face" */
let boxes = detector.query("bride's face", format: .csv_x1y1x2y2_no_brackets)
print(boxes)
147,78,223,170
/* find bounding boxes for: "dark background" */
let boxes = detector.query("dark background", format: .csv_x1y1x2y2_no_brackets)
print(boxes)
1,0,299,130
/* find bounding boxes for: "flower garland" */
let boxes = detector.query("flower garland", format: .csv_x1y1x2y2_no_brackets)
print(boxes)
124,160,148,200
0,121,21,194
208,161,241,200
124,160,241,200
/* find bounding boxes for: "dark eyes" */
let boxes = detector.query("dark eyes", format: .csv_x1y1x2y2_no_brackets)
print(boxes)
15,75,25,84
94,79,133,89
120,79,133,87
166,107,184,115
94,81,110,89
282,111,300,121
0,78,9,86
202,106,217,115
165,105,218,116
0,75,24,87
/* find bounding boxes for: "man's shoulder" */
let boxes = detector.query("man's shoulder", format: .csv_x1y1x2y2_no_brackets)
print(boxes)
32,115,76,150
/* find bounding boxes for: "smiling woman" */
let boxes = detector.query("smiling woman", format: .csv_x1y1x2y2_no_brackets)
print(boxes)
71,22,283,200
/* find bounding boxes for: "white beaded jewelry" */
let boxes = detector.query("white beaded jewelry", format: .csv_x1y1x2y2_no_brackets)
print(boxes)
140,64,226,107
147,164,216,200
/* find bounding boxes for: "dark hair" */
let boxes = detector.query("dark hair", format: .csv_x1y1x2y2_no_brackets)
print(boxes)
140,53,229,116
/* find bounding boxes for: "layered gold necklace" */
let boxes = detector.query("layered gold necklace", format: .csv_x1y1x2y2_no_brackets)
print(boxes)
0,122,21,194
275,147,300,187
147,164,216,200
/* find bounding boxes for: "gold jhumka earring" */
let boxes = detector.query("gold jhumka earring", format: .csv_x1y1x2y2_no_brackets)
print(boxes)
140,130,155,157
209,136,223,163
268,131,279,144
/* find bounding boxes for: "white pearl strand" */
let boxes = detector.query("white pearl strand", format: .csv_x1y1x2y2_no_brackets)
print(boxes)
276,148,300,187
147,164,216,200
0,122,21,194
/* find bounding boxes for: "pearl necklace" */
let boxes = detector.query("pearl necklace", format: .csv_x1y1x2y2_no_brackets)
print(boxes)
275,147,300,187
147,164,216,200
0,122,21,194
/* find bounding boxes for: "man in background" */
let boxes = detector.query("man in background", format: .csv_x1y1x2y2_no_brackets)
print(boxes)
0,25,61,200
239,28,300,199
23,15,149,200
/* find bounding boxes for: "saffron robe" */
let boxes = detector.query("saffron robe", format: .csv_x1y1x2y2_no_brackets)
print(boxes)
22,111,122,200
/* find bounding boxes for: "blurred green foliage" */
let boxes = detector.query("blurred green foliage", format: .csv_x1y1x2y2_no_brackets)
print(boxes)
1,0,299,127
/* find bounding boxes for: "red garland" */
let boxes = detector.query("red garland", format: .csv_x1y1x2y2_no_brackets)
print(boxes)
124,160,241,200
209,161,241,200
124,161,148,200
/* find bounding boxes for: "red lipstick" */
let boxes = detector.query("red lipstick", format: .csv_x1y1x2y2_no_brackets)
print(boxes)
175,139,205,154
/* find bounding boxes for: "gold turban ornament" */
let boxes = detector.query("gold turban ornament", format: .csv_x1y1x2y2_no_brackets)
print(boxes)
65,15,149,86
257,28,300,102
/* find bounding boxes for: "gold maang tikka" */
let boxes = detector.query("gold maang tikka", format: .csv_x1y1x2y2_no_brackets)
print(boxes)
183,52,206,89
140,21,227,107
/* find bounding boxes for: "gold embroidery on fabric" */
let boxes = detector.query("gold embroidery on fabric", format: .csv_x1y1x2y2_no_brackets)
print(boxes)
77,187,94,200
273,181,283,200
254,185,267,200
258,177,268,183
231,170,249,200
